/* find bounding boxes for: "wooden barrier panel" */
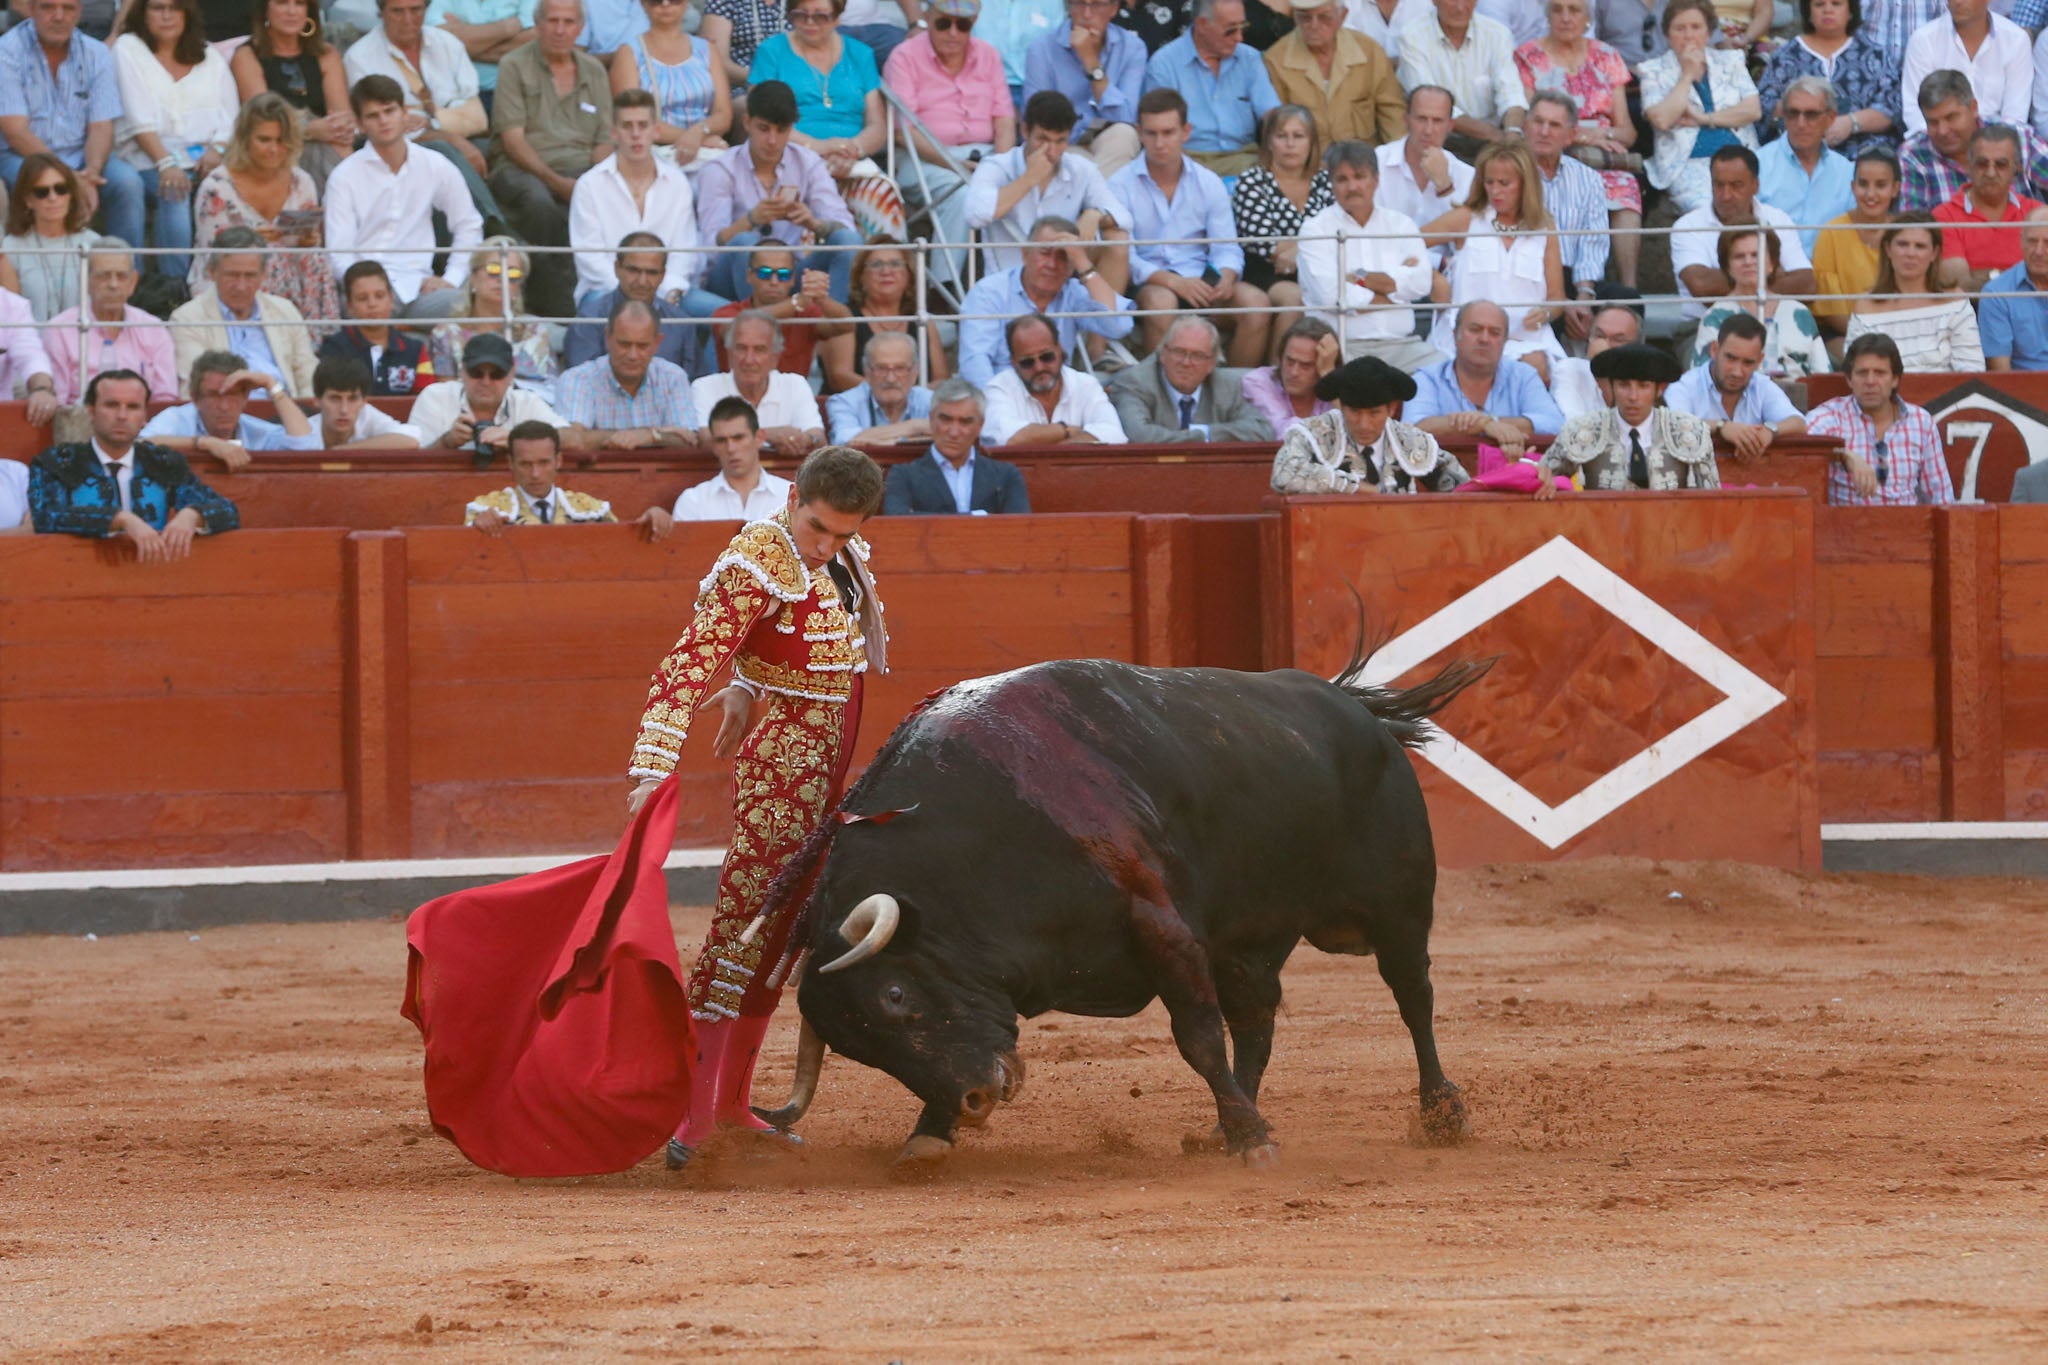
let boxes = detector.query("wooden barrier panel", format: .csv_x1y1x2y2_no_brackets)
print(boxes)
0,529,352,870
398,515,1160,857
1805,372,2048,502
1264,491,1820,869
2001,507,2048,817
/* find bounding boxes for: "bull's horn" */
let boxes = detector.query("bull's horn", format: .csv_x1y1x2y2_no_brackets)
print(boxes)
751,1017,826,1129
816,893,900,975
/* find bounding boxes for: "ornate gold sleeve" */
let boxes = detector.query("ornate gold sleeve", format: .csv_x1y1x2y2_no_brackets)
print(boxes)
627,564,778,781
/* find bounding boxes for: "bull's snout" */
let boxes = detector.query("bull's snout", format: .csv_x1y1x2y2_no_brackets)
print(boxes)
957,1053,1026,1125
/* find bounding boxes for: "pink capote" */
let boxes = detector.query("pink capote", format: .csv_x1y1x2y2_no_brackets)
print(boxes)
1457,444,1574,493
401,774,694,1177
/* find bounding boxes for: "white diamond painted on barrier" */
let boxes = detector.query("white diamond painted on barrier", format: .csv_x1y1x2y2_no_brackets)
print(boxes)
1358,536,1788,850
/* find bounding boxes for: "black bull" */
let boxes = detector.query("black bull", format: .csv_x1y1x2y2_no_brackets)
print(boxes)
747,651,1489,1167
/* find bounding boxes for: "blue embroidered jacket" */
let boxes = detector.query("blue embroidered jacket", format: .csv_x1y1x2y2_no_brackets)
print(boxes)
28,441,240,539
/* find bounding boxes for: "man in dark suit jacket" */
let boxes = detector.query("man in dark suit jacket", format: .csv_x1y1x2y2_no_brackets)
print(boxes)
1107,316,1276,444
28,369,239,563
881,378,1033,515
2012,462,2048,503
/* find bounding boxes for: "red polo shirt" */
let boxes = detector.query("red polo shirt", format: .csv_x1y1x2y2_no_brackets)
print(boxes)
1933,190,2045,272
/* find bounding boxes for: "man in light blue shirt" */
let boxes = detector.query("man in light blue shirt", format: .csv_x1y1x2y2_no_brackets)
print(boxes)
575,0,649,55
974,0,1064,105
0,0,142,252
1756,76,1855,254
140,350,324,460
956,213,1135,386
1981,208,2048,370
826,332,934,443
1662,311,1807,460
1140,0,1279,174
966,91,1133,275
1403,301,1566,440
1111,86,1271,363
426,0,539,95
1022,0,1146,174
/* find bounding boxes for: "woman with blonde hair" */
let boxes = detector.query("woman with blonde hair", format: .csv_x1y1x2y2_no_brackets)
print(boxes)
230,0,355,191
1423,139,1566,379
1846,212,1984,373
190,93,338,334
430,238,563,400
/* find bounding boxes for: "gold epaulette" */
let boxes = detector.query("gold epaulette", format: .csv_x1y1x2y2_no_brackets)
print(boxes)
699,516,809,602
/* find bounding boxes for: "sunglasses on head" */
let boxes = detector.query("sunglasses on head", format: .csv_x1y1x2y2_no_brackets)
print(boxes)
29,182,69,199
932,13,974,30
482,263,524,279
466,365,509,380
754,265,794,281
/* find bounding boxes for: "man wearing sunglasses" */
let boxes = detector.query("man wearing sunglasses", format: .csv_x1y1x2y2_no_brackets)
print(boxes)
955,212,1134,386
710,243,851,377
1140,0,1278,177
1806,332,1954,507
413,331,574,457
1755,78,1853,258
883,0,1017,286
982,311,1125,446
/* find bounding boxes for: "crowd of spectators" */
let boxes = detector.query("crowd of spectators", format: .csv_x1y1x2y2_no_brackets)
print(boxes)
18,0,2048,550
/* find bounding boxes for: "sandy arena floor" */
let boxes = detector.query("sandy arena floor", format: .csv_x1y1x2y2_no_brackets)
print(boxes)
2,858,2047,1361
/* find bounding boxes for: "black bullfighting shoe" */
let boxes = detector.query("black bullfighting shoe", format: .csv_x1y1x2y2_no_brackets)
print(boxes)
665,1137,695,1171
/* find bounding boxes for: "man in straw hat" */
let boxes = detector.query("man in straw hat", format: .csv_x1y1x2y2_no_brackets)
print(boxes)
1538,343,1718,496
1269,354,1469,494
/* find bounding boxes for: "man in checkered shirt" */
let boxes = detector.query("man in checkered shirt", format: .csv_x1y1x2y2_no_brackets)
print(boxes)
1898,70,2048,211
1806,333,1956,507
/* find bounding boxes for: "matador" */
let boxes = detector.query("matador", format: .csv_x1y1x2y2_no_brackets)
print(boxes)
625,446,888,1171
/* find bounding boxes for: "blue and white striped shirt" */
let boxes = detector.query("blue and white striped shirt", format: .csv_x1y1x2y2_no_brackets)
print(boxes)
554,355,701,431
1537,153,1610,289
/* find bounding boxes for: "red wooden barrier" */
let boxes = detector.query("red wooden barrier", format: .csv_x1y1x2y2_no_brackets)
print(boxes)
1263,491,1821,869
2001,508,2048,816
0,529,353,870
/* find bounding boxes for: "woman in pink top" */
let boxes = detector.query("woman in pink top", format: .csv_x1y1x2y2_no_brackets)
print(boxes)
880,0,1017,284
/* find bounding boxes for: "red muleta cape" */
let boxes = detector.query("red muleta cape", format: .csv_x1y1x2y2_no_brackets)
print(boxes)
401,774,694,1177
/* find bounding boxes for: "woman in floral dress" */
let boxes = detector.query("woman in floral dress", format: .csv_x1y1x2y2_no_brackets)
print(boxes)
1516,0,1644,287
190,93,339,338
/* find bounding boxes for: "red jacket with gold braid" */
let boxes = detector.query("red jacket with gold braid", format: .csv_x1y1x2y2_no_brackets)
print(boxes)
628,511,876,781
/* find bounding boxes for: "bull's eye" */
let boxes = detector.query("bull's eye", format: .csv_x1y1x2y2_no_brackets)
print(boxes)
884,984,906,1006
880,982,912,1017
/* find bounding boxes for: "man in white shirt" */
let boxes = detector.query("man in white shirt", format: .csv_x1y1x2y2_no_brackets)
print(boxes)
1344,0,1430,63
1394,0,1526,155
307,356,424,447
1902,0,2033,135
1374,86,1474,270
1298,140,1439,368
687,310,826,455
345,0,502,219
1550,302,1642,420
965,90,1132,288
327,75,488,318
1670,146,1816,322
413,332,572,456
982,312,1126,445
568,89,713,308
672,395,795,522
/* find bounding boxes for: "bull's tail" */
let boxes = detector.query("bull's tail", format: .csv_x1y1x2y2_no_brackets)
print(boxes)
1331,592,1494,750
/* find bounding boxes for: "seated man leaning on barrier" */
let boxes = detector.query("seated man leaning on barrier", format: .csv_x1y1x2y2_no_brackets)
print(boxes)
1550,303,1643,421
1539,343,1717,495
1805,333,1954,508
139,350,324,469
673,396,795,521
689,310,827,457
1660,311,1807,461
413,333,574,460
882,377,1032,513
1107,316,1275,443
1,450,24,532
1931,124,2045,293
28,369,239,561
45,240,175,407
983,313,1127,446
466,419,675,537
1270,355,1468,494
307,357,424,448
1402,301,1563,453
826,332,934,445
555,299,705,451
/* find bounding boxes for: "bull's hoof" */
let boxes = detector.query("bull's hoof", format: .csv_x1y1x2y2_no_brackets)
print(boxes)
734,1125,805,1153
1239,1142,1282,1170
664,1138,696,1172
890,1134,954,1176
1415,1084,1471,1147
1181,1124,1228,1155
